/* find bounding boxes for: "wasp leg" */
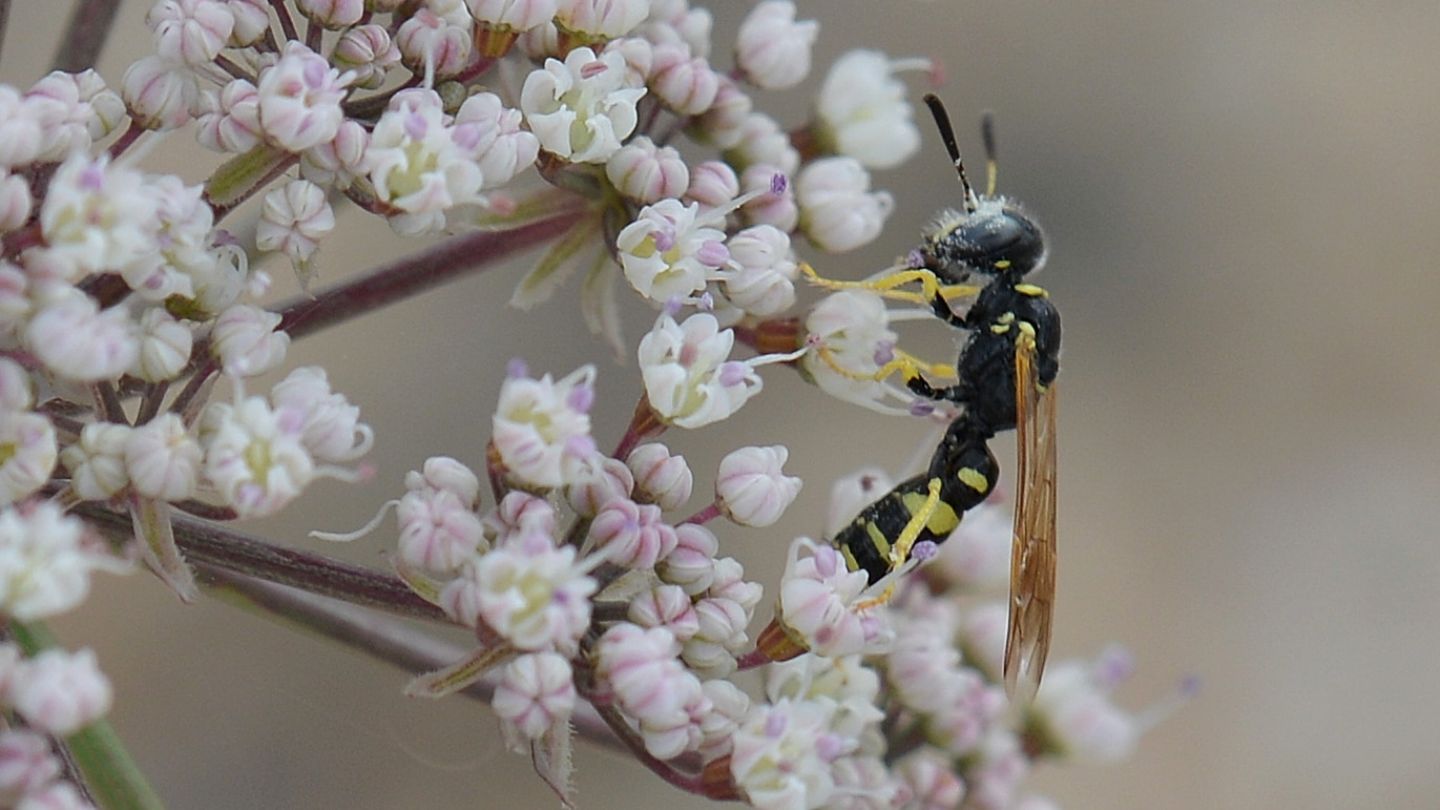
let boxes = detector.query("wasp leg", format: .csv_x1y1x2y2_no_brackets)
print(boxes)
801,262,979,306
812,343,956,385
929,288,972,328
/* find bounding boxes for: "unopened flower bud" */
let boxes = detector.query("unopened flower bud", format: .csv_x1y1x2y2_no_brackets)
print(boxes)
147,0,236,65
211,303,289,377
256,179,334,270
0,731,61,804
715,445,802,527
122,55,199,130
796,156,893,253
296,0,364,28
10,648,112,736
605,136,689,203
333,24,400,90
684,160,739,210
627,584,700,641
736,1,817,90
125,414,202,501
0,174,31,233
625,443,692,512
132,308,193,383
61,423,130,501
492,651,576,740
739,163,798,231
565,456,634,517
588,498,678,569
650,45,718,115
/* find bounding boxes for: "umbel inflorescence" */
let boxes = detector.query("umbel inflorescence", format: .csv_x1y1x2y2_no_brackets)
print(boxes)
0,1,1186,808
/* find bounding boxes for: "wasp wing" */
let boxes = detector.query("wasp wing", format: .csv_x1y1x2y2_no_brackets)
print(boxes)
1003,336,1058,705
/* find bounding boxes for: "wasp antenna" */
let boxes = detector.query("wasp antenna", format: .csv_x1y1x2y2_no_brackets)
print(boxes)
923,93,977,214
980,110,999,197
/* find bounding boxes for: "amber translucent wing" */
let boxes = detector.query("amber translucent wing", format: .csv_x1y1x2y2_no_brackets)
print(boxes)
1003,337,1058,705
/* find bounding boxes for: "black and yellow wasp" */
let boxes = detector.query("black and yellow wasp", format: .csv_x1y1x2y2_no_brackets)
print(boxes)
807,94,1061,703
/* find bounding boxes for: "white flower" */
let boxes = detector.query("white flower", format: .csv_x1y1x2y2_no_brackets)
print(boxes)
800,290,910,413
16,780,93,810
519,46,646,163
1030,655,1141,763
255,42,351,152
256,179,334,270
0,413,56,507
778,538,893,658
211,304,289,377
119,174,213,301
125,414,202,501
200,396,314,518
132,308,193,383
606,136,689,203
39,154,157,277
0,503,125,619
816,50,929,170
616,198,728,302
698,679,749,758
491,363,597,489
720,224,798,317
0,173,31,233
24,291,139,383
365,89,486,235
716,445,802,528
268,366,373,464
0,88,43,168
296,0,364,28
452,92,540,190
8,648,112,736
796,157,893,253
725,112,798,175
730,698,842,810
468,0,558,31
492,651,576,741
894,748,966,810
61,423,131,501
471,530,597,651
736,1,817,90
147,0,236,65
0,730,61,804
637,312,759,429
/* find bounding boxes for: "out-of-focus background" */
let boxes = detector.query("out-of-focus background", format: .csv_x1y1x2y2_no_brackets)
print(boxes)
12,1,1440,808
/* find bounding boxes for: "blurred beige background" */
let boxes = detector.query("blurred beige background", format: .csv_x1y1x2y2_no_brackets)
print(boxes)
11,1,1440,808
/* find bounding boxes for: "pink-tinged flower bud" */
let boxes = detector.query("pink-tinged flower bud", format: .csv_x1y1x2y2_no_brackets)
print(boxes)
122,56,200,130
736,1,817,90
602,34,652,85
268,366,372,464
397,487,483,573
895,748,966,810
555,0,649,42
682,594,747,676
396,9,473,80
148,0,236,65
25,293,139,383
0,731,61,804
26,70,122,159
715,445,801,528
9,648,112,736
796,156,893,253
739,163,798,231
605,136,689,203
593,623,707,759
124,414,201,501
649,45,718,115
300,119,369,189
256,179,334,270
131,308,193,383
0,414,58,506
625,443,692,512
627,584,700,641
60,423,130,501
683,160,738,210
0,358,32,412
333,24,400,90
196,78,261,153
565,457,634,517
0,174,31,233
492,651,576,740
225,0,269,45
255,43,350,152
817,51,929,170
587,498,678,569
405,456,480,506
722,224,798,317
518,20,562,59
656,523,715,595
211,304,289,377
296,0,364,28
485,491,557,542
707,556,761,613
0,89,43,168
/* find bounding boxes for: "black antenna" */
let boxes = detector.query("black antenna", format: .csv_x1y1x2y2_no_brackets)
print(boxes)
923,93,977,214
980,111,998,196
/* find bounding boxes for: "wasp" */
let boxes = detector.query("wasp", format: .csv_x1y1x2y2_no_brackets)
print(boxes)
812,94,1061,703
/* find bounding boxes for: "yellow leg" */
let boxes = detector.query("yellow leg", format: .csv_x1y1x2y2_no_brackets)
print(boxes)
800,262,980,306
813,344,956,384
851,478,943,613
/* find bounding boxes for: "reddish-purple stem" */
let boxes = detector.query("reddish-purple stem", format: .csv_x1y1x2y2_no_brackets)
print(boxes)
269,0,299,43
681,503,722,526
275,210,583,340
588,702,709,796
51,0,121,72
106,121,145,160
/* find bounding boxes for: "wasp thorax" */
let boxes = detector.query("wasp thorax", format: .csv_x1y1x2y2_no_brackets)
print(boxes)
923,199,1045,279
